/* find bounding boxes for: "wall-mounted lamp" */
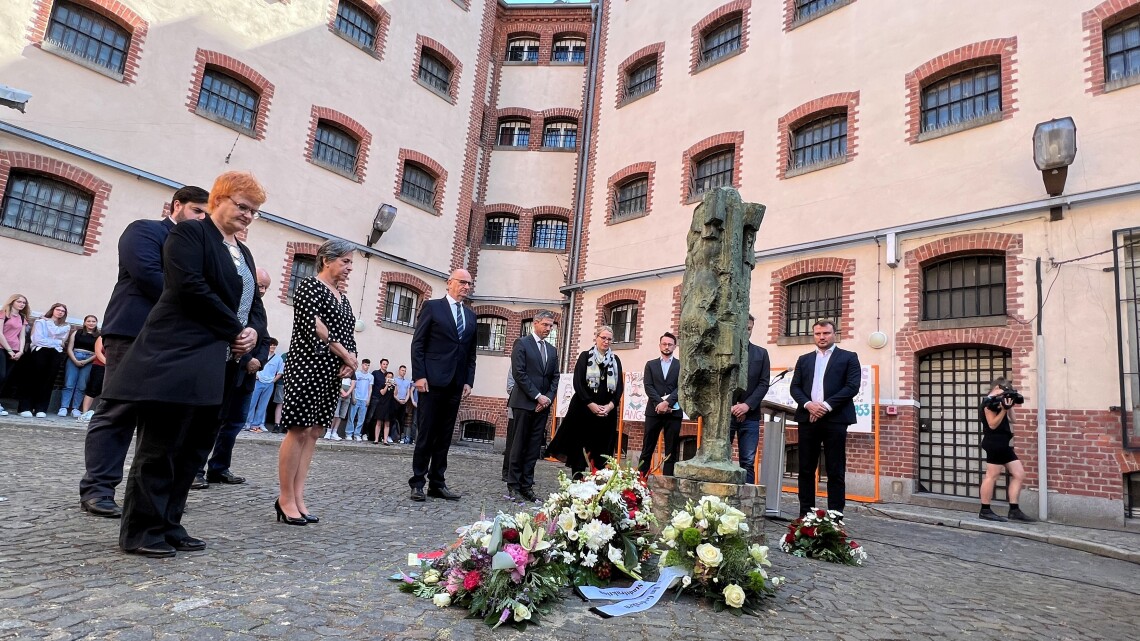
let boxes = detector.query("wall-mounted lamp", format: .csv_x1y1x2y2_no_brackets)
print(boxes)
0,84,32,112
867,331,889,350
367,203,397,246
1033,117,1077,220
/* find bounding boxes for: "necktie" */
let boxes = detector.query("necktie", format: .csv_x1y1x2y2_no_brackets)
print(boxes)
539,339,547,370
454,302,465,335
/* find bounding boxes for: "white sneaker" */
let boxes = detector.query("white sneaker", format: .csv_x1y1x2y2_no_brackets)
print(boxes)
355,435,363,441
19,411,33,418
331,433,343,441
0,407,7,416
385,437,394,444
71,409,82,417
58,408,68,417
35,412,47,418
324,429,334,439
79,410,94,423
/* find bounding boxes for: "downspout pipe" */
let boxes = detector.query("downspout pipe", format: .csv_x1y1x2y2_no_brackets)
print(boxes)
1036,257,1049,520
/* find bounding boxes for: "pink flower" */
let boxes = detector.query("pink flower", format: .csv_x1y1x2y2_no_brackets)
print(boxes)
504,543,530,575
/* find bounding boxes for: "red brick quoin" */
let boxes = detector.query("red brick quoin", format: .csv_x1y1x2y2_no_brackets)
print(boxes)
605,161,656,224
1083,0,1140,94
375,271,432,327
767,257,855,344
326,0,390,59
690,0,752,74
0,151,111,256
393,149,448,216
304,105,373,182
776,91,860,179
595,288,647,350
680,131,744,205
615,42,664,108
412,35,463,104
27,0,149,85
185,49,276,141
278,242,321,305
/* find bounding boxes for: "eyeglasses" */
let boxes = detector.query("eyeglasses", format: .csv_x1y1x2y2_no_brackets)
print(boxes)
226,196,261,219
450,279,474,287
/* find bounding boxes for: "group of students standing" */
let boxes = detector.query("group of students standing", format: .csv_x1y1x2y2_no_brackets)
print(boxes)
326,359,417,444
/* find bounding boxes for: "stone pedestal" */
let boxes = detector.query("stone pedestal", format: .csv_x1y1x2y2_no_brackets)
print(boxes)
649,476,767,539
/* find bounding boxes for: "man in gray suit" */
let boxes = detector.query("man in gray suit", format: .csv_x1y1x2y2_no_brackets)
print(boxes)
506,310,559,502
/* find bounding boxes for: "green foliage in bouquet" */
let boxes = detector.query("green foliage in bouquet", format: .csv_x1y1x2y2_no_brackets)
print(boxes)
780,507,866,566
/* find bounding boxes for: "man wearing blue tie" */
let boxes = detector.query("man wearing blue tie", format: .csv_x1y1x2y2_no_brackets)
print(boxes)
789,319,862,517
506,310,559,502
408,269,478,502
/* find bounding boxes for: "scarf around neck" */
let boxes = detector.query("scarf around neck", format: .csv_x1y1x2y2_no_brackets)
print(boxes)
585,345,617,393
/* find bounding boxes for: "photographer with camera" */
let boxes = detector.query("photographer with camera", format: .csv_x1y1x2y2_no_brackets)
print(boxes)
979,377,1035,523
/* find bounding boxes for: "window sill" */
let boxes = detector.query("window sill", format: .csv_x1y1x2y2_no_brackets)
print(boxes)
332,30,382,60
1105,73,1140,93
784,156,848,179
915,111,1003,143
788,0,856,30
477,347,510,357
396,194,439,216
194,107,257,138
618,86,659,108
41,40,125,83
493,145,531,151
380,320,415,335
540,146,578,153
692,48,744,75
415,78,456,105
550,60,586,67
502,60,539,67
776,335,815,346
611,341,640,351
481,243,518,251
917,316,1007,331
529,246,568,254
609,210,650,225
0,226,86,254
310,159,362,182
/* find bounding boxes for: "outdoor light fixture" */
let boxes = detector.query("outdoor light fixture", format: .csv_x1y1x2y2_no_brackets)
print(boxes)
367,203,397,246
867,331,889,350
0,84,32,112
1033,117,1077,201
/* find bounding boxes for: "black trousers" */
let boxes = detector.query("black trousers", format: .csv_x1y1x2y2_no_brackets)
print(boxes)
79,336,136,502
201,368,253,477
508,407,550,491
119,402,223,551
501,416,516,480
797,421,849,515
17,348,62,413
637,413,682,477
408,382,462,490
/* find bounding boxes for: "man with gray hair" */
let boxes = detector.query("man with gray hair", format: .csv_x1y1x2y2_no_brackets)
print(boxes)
506,310,559,502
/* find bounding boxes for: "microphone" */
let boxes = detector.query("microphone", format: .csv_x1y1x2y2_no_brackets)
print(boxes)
771,369,790,383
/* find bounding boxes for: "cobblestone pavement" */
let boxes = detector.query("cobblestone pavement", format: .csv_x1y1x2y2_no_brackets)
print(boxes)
1,420,1138,641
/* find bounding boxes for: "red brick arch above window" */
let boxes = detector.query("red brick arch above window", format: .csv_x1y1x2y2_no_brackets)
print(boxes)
305,105,372,182
680,131,744,205
904,37,1018,144
394,148,448,216
474,203,572,253
186,49,276,140
413,35,463,104
690,0,752,74
768,257,855,344
491,108,541,150
326,0,390,59
616,42,664,108
27,0,149,85
278,241,321,305
375,271,432,328
606,161,656,224
1084,0,1140,94
777,91,860,179
595,288,647,350
0,150,111,256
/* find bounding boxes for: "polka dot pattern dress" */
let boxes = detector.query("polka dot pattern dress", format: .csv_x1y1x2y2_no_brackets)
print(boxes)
281,277,357,429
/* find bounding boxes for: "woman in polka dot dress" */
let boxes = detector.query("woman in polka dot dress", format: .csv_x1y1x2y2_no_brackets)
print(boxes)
275,239,358,525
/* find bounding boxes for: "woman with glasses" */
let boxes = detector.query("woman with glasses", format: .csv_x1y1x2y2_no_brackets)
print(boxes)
545,325,624,479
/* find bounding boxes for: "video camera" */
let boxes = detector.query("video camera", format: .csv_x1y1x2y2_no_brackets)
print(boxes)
983,384,1024,412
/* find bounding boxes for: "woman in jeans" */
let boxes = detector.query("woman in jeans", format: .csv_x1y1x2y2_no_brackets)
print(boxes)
0,294,32,417
60,315,100,416
18,302,71,418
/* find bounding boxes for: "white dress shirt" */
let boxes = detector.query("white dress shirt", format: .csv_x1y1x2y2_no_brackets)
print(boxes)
811,345,836,412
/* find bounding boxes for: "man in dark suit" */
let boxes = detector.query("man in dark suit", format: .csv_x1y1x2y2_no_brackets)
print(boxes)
506,310,559,502
638,332,683,477
730,315,771,485
408,269,477,502
789,319,862,516
78,186,209,518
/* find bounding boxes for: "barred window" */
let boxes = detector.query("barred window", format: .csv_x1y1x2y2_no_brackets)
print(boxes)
383,283,420,326
795,0,842,22
700,18,741,64
476,316,509,351
923,255,1006,320
506,37,539,62
1105,16,1140,83
483,215,519,247
522,319,559,346
461,421,496,443
785,276,841,337
921,65,1001,133
418,50,451,93
552,37,586,63
46,1,130,75
0,171,92,245
497,120,530,147
335,0,377,50
609,303,638,344
313,121,360,174
626,59,658,99
197,68,259,132
287,255,317,305
400,163,437,209
532,218,567,250
690,149,734,199
790,113,847,169
543,121,577,149
614,175,648,221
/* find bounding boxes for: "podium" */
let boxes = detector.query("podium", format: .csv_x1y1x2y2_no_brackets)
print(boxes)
760,400,795,517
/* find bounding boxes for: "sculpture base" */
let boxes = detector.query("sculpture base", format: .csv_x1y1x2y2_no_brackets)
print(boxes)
673,458,746,484
648,475,767,539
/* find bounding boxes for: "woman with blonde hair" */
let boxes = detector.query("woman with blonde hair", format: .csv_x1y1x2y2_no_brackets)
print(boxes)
18,302,71,418
0,294,32,417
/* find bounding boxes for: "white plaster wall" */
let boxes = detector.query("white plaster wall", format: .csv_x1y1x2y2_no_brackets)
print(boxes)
482,149,577,207
496,64,586,112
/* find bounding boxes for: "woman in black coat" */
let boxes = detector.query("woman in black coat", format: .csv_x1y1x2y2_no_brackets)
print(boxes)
103,172,266,558
546,325,624,478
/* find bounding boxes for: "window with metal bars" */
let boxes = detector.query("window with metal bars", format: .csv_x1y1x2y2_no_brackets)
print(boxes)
552,37,586,62
922,255,1006,320
400,163,437,209
483,215,519,247
614,175,648,221
521,319,559,346
383,283,420,326
476,316,508,351
1105,16,1140,83
497,120,530,147
506,38,540,62
197,68,259,132
313,121,360,175
790,113,847,170
335,0,377,50
700,18,742,64
46,1,130,75
921,65,1001,133
0,171,92,245
794,0,843,22
609,303,638,344
287,255,317,305
543,121,577,149
785,276,842,337
461,421,496,443
418,50,451,93
626,59,658,99
690,149,734,199
532,218,567,250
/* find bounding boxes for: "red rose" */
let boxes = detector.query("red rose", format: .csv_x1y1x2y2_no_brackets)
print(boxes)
503,528,519,543
622,489,640,507
783,533,794,544
816,509,827,518
463,571,481,591
849,541,860,549
801,526,817,538
599,511,612,524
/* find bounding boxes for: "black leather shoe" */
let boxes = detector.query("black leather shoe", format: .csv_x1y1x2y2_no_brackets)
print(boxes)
191,475,209,490
168,536,206,552
80,497,122,518
410,488,426,502
206,470,245,484
518,488,538,502
123,543,176,558
302,513,319,523
507,487,519,500
427,486,461,500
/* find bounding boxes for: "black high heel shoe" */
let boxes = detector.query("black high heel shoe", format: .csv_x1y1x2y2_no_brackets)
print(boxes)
274,498,307,526
301,513,320,524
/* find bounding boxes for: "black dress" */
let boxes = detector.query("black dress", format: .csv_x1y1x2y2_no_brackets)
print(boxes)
281,277,357,429
980,401,1017,465
546,349,624,476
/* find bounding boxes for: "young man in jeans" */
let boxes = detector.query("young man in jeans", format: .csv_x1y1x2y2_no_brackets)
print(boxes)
344,359,372,441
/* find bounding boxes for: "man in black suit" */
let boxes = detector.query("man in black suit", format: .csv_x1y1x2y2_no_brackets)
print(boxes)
78,186,209,518
730,315,771,485
789,319,862,516
506,310,558,502
408,269,477,502
638,332,683,477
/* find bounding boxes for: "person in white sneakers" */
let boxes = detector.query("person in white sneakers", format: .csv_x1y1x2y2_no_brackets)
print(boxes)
325,374,353,440
344,359,373,441
18,302,71,418
0,293,32,417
